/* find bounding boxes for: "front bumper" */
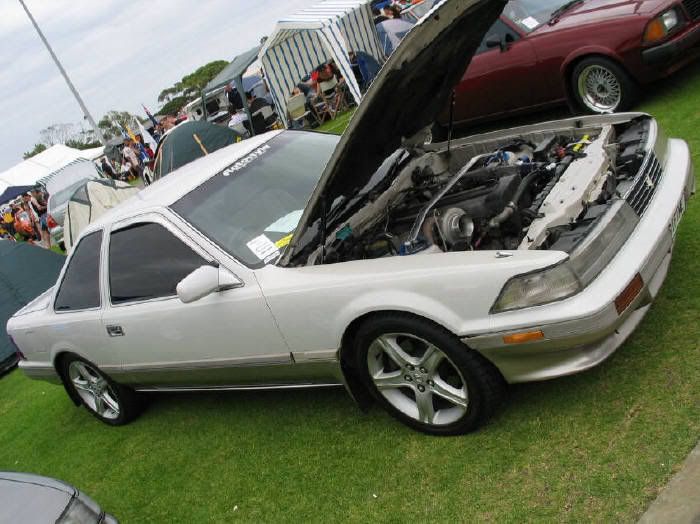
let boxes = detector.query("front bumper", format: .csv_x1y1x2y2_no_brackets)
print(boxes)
642,22,700,66
463,138,695,383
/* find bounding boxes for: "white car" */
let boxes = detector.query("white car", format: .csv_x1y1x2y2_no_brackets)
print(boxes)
7,0,695,435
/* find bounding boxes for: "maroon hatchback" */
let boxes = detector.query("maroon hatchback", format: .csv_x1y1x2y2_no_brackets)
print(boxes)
439,0,700,127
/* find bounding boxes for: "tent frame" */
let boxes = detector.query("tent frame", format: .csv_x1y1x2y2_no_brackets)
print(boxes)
259,0,384,128
201,45,262,136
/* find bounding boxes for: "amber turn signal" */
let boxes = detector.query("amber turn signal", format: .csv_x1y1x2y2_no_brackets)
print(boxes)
615,273,644,314
644,19,666,42
503,330,544,345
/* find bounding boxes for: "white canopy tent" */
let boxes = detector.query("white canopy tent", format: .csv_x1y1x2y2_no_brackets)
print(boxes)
259,0,384,127
0,144,104,193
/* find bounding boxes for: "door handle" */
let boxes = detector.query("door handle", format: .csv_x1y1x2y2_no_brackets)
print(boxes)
106,325,125,337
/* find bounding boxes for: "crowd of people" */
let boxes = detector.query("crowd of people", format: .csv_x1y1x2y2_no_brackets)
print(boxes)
0,188,51,248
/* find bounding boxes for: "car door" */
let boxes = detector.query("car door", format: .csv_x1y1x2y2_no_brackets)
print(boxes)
49,229,120,371
454,18,541,121
100,213,291,388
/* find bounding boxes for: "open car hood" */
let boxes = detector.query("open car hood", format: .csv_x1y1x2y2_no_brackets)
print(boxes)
282,0,507,265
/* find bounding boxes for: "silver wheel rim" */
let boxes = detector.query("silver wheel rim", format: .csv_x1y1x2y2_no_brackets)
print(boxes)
578,64,622,113
367,333,469,426
68,361,121,420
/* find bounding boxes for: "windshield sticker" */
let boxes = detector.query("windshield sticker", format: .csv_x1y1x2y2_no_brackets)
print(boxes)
521,16,539,29
246,234,280,261
275,234,293,249
222,144,271,176
265,209,303,233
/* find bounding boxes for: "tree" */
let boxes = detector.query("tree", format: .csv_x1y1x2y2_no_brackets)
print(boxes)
39,123,78,146
180,60,228,93
156,60,228,113
97,110,140,141
157,95,190,117
23,143,47,159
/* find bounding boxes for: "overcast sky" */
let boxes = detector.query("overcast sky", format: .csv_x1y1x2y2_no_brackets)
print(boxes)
0,0,318,172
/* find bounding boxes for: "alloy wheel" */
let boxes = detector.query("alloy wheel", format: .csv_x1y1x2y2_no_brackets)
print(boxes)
68,361,121,420
577,64,622,113
367,333,469,425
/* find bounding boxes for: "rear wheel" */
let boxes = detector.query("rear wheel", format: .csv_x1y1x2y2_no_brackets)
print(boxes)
61,355,142,425
571,57,638,114
354,314,505,435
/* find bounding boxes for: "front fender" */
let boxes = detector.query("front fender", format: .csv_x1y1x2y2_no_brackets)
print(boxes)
258,250,567,353
560,45,625,78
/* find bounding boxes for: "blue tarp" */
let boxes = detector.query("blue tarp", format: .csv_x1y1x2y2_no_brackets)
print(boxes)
0,241,64,373
0,185,33,205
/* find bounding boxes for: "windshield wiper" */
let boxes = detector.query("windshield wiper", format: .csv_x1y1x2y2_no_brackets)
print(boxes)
549,0,582,23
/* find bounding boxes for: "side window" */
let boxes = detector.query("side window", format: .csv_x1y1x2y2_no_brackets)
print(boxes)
109,222,207,304
476,19,520,55
55,230,103,311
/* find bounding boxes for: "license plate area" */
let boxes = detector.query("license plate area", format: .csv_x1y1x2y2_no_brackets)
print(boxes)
669,198,686,237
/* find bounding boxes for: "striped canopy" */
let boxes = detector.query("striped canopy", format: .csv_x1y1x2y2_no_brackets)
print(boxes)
260,0,384,127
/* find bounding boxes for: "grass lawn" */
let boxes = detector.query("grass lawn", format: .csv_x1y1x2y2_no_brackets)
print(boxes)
316,109,356,135
1,64,699,523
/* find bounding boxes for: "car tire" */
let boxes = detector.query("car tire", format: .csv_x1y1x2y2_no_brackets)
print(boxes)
60,355,142,426
354,313,506,435
571,56,639,114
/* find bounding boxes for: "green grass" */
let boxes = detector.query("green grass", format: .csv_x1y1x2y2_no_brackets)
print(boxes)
2,64,700,523
316,109,356,135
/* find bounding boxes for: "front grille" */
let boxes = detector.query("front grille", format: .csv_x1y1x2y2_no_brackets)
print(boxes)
683,0,700,21
625,153,663,216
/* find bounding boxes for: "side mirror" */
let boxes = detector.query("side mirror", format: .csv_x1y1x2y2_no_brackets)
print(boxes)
485,33,506,52
176,264,243,304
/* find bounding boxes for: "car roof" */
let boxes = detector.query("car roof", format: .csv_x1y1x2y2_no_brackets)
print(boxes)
0,471,75,495
84,130,284,234
0,472,75,522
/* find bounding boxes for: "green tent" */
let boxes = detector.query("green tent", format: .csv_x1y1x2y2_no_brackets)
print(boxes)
153,121,243,180
0,241,64,374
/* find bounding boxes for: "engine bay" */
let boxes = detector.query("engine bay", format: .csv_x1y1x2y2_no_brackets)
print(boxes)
312,116,652,265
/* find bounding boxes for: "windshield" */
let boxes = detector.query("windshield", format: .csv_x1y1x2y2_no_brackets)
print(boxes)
503,0,571,32
170,132,338,268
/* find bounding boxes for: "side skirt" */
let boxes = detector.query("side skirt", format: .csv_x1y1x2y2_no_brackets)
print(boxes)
135,383,343,393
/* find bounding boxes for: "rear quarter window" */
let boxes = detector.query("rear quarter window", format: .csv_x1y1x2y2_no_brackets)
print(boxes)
54,230,103,311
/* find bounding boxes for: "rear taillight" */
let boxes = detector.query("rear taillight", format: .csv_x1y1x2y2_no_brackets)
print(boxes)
47,214,58,229
8,336,26,360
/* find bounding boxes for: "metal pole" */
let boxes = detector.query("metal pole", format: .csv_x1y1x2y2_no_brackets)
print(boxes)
18,0,106,145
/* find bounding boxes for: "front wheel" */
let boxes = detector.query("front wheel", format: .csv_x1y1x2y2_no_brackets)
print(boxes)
571,57,638,114
61,356,142,425
354,314,505,435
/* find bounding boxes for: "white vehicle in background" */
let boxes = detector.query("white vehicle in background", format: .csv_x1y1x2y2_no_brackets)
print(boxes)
183,86,229,122
7,0,694,435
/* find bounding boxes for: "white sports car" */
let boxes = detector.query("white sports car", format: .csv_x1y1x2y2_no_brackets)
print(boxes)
8,0,695,434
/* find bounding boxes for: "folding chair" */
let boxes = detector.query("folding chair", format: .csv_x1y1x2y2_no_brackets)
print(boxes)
318,77,347,118
287,93,312,129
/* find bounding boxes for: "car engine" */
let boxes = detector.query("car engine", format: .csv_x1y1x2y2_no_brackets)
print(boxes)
318,117,651,264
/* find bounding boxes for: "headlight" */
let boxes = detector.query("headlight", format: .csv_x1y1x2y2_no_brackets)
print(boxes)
492,200,639,313
644,8,683,43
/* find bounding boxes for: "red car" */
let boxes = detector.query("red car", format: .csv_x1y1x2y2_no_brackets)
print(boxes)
439,0,700,127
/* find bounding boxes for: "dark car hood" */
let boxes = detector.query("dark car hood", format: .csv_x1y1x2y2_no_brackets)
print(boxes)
283,0,507,265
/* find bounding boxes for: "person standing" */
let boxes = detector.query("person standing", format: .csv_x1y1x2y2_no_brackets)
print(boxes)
100,157,117,180
122,139,142,182
29,188,50,248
